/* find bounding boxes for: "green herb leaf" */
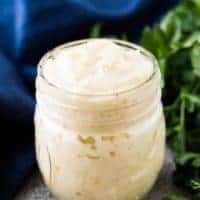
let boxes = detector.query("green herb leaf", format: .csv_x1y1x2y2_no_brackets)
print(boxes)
162,194,187,200
90,23,101,38
191,44,200,77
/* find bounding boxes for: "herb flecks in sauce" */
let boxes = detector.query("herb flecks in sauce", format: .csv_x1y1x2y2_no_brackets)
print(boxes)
78,135,96,145
86,154,100,160
101,136,115,142
110,151,116,157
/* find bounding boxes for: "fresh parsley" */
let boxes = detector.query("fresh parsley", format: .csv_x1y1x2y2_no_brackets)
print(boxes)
141,0,200,198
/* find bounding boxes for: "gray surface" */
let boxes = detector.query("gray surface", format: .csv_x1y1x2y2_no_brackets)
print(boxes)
15,150,184,200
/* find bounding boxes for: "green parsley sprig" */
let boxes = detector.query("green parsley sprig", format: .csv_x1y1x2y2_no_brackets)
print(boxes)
141,0,200,198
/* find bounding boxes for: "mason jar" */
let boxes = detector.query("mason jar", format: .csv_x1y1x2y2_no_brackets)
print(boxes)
35,39,165,200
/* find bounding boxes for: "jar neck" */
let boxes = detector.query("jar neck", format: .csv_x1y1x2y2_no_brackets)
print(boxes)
36,66,161,131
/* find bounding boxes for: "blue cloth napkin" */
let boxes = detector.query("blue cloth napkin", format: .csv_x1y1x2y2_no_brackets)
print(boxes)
0,0,178,199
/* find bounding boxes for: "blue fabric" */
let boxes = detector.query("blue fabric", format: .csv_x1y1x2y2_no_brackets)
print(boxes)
0,0,178,199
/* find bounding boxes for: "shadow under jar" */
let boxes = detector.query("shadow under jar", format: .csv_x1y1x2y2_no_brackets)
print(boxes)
35,39,165,200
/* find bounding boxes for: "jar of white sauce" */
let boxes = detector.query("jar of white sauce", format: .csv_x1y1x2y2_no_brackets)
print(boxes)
35,39,165,200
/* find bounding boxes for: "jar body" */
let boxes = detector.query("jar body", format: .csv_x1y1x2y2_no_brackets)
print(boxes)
35,100,165,200
35,40,165,200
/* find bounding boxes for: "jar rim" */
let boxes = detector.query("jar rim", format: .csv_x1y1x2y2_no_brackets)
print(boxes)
38,38,158,98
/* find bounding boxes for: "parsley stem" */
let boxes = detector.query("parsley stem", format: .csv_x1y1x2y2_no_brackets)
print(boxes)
180,98,186,153
164,97,180,112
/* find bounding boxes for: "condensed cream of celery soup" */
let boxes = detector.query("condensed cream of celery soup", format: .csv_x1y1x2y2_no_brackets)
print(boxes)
35,39,165,200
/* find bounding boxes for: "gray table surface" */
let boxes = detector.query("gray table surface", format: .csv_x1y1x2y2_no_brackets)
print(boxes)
15,150,186,200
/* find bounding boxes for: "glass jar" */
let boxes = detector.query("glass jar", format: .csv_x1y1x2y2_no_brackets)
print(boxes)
35,39,165,200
